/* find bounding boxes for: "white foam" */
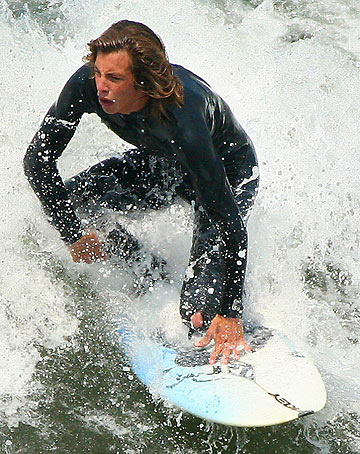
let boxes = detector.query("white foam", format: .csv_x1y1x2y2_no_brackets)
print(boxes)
1,0,360,442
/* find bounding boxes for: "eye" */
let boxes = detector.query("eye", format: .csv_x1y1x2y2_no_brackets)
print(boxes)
109,75,123,81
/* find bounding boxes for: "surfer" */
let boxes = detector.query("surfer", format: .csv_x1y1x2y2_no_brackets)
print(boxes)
24,20,259,364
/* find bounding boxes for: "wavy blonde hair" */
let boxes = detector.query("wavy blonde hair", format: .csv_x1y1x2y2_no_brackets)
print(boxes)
85,20,184,119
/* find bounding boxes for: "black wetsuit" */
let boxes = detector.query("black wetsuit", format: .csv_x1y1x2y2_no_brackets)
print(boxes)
24,63,259,325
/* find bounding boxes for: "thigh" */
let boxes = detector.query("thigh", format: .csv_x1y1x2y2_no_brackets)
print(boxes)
65,150,185,212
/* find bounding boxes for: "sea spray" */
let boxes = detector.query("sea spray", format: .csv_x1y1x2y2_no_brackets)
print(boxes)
1,0,360,451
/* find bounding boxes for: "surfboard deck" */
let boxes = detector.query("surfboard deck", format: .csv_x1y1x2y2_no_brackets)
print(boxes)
118,324,327,427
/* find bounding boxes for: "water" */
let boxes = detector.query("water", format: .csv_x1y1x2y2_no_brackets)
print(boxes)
1,0,360,452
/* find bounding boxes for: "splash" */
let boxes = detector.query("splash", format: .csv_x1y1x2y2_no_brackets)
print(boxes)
1,0,360,451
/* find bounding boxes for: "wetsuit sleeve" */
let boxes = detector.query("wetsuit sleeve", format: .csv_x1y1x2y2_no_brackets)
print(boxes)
23,65,92,245
175,95,246,318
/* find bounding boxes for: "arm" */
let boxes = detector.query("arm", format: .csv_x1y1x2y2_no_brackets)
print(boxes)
174,93,249,362
180,114,247,318
24,65,105,259
187,141,250,363
24,103,83,244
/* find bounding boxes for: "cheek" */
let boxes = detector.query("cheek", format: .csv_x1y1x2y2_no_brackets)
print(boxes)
121,81,137,95
113,84,128,98
112,81,137,101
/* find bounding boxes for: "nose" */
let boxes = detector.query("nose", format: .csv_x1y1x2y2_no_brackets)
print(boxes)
96,75,109,95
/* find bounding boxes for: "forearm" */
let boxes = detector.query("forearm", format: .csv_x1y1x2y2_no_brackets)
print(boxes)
218,217,248,318
24,125,82,245
23,64,94,245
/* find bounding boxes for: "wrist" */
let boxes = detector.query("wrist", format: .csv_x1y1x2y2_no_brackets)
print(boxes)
218,297,243,319
65,229,86,246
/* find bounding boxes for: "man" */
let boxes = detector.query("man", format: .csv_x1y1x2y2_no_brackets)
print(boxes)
24,20,259,364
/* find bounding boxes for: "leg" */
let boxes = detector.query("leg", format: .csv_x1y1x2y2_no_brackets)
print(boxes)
106,223,168,294
64,149,183,212
65,150,187,290
65,149,187,240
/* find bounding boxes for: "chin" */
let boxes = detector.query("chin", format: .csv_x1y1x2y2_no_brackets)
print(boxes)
101,104,115,114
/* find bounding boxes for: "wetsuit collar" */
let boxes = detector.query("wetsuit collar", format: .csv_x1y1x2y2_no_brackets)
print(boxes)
126,99,152,120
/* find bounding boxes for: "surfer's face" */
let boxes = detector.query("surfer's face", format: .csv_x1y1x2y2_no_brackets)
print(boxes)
94,50,149,115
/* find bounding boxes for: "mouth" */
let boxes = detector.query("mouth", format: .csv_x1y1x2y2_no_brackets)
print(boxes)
99,97,115,107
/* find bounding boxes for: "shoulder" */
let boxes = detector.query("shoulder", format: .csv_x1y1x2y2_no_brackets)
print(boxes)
172,64,211,104
54,64,96,119
168,64,212,125
64,64,93,87
57,64,93,98
170,64,227,122
168,65,220,143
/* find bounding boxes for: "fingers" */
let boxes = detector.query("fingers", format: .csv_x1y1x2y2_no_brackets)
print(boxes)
194,333,212,348
86,232,108,261
197,336,249,364
243,342,252,353
220,346,232,365
233,345,245,361
196,340,249,365
192,315,251,365
211,344,243,365
209,349,219,365
209,340,226,364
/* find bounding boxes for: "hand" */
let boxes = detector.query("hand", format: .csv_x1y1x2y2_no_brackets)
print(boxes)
68,231,107,264
194,314,251,365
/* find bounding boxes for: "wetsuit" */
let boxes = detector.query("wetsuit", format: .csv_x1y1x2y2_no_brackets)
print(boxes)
24,63,259,325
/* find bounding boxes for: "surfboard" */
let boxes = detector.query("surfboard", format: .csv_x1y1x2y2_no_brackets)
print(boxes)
118,324,327,427
102,225,326,426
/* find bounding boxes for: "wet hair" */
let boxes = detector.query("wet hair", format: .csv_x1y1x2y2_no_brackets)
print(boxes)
85,20,184,119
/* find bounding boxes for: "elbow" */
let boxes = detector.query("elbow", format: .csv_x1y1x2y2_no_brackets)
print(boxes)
23,145,43,186
23,148,35,181
23,149,31,174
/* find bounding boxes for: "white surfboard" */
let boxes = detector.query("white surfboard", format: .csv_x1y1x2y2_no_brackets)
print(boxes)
118,324,327,427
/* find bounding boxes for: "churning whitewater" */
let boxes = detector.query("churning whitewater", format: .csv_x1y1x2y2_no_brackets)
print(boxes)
0,0,360,452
